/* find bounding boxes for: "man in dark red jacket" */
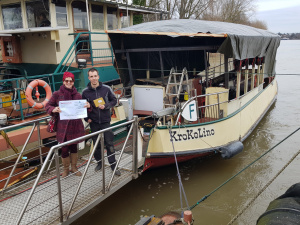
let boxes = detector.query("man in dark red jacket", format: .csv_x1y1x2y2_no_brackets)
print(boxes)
82,68,121,176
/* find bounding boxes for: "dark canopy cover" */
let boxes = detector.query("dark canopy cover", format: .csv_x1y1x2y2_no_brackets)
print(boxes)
108,19,280,79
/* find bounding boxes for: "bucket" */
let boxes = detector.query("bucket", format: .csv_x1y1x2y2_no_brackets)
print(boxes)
0,114,7,125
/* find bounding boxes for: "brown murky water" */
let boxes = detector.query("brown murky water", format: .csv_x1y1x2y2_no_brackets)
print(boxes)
73,40,300,225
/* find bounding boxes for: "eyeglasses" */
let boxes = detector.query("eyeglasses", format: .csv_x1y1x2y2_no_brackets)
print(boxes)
64,80,74,83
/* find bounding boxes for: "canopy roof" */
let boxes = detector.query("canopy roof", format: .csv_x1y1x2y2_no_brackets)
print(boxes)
107,19,281,80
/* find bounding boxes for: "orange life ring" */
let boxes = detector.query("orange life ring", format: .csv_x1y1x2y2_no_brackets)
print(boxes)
25,80,52,109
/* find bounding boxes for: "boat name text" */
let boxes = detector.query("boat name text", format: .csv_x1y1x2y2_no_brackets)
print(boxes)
170,128,215,142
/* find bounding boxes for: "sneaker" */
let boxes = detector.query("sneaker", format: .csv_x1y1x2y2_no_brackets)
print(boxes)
114,169,121,176
95,163,102,172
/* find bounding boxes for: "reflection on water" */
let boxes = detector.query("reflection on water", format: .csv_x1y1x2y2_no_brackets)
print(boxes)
73,40,300,225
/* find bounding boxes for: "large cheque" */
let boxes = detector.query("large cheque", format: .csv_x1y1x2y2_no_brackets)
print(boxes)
59,100,87,120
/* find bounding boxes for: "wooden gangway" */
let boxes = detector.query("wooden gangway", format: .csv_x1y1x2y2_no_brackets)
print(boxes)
0,117,140,225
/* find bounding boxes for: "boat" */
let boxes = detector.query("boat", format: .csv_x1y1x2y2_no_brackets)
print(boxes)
0,12,280,178
0,17,281,224
106,19,280,171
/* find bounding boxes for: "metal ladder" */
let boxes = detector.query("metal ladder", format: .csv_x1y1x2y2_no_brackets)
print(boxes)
164,67,190,109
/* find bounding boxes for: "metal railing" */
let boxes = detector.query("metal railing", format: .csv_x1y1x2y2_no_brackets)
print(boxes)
55,32,114,74
176,90,229,125
0,71,82,121
0,116,50,194
7,116,139,224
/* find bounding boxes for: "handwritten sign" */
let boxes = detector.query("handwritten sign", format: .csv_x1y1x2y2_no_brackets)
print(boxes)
59,100,87,120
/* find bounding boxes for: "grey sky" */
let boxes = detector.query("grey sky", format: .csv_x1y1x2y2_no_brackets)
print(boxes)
255,0,300,33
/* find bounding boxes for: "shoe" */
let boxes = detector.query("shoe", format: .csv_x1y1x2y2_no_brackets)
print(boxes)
114,169,121,176
95,162,102,172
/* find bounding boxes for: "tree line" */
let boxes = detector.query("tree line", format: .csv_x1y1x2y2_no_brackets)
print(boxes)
133,0,267,30
279,33,300,40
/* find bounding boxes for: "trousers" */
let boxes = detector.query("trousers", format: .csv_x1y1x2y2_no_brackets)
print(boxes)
90,122,116,169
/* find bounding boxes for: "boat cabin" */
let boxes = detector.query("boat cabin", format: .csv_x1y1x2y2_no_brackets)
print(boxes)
0,0,167,69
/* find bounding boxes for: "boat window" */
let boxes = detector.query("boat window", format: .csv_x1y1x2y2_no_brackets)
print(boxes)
26,0,50,28
91,4,104,30
72,1,88,30
55,1,68,27
107,7,118,30
2,4,23,30
120,10,130,28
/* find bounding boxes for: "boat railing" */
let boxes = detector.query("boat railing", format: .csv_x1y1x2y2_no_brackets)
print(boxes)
54,32,114,74
0,70,82,121
175,90,229,125
0,116,50,194
0,116,139,224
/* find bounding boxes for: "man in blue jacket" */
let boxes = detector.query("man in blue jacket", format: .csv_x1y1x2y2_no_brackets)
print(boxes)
82,68,121,176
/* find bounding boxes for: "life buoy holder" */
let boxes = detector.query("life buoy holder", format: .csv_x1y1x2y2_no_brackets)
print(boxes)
25,80,52,109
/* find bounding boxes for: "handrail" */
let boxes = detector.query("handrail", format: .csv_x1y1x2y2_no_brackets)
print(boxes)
175,90,229,125
54,31,110,74
15,116,139,224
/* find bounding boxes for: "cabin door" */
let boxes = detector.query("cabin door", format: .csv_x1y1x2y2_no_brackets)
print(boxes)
71,1,91,64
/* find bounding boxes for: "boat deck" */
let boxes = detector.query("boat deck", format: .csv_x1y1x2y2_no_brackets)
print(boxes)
0,151,135,225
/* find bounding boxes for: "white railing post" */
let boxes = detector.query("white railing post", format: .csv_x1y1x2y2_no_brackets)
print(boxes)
132,116,138,178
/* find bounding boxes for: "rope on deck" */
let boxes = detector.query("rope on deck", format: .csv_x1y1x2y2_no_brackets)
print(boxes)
189,127,300,211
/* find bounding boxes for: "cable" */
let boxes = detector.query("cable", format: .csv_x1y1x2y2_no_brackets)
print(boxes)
189,127,300,210
168,124,190,213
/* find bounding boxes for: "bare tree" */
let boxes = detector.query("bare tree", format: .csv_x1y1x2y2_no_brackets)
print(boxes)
137,0,267,30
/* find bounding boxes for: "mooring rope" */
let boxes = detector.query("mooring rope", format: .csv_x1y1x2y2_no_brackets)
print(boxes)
189,127,300,210
168,125,190,213
227,147,300,224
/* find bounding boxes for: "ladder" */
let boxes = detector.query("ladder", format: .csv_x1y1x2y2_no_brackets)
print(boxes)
164,67,190,109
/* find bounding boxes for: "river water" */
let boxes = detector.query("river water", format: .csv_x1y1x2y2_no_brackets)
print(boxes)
73,40,300,225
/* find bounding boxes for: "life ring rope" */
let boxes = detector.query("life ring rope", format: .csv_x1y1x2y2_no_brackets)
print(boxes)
25,79,52,109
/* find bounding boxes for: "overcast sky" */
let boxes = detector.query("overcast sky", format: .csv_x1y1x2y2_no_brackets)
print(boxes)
255,0,300,33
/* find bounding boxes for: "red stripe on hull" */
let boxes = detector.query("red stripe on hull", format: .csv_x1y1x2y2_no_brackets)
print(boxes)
143,152,215,172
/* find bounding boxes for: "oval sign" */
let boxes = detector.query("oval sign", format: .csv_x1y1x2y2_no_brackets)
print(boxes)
181,100,197,121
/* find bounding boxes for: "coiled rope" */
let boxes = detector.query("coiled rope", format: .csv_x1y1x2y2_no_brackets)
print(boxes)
189,127,300,210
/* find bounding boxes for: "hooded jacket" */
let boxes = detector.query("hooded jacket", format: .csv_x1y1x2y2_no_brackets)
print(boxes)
82,82,117,124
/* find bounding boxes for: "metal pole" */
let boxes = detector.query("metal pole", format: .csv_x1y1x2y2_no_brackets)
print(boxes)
107,123,134,190
217,93,220,119
194,89,200,123
85,0,91,32
16,146,56,225
132,116,138,177
101,133,105,194
66,133,101,219
159,51,164,83
204,50,208,88
16,80,24,120
2,123,36,194
55,149,64,222
37,121,43,165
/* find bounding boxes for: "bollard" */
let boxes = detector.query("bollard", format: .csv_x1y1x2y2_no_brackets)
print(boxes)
183,210,193,224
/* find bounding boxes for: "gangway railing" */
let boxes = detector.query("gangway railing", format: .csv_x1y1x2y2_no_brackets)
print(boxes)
3,116,139,225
